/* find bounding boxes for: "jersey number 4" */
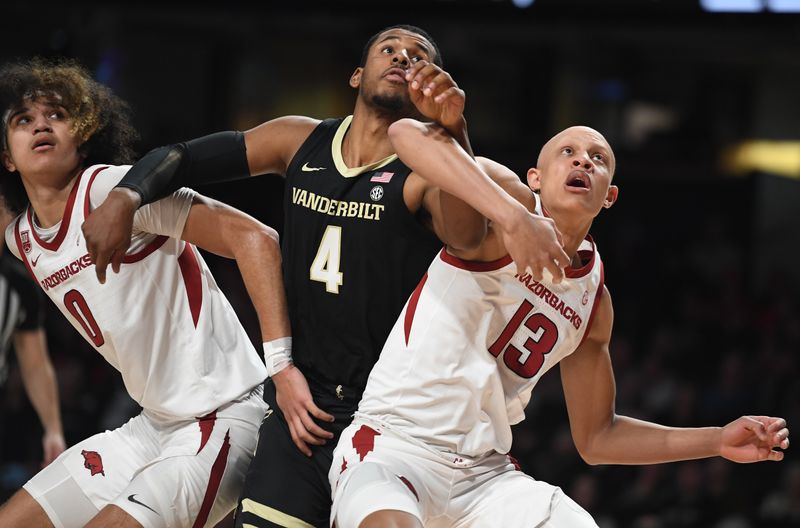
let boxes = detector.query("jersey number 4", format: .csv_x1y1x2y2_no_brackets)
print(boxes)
488,300,558,378
310,226,343,294
64,289,105,347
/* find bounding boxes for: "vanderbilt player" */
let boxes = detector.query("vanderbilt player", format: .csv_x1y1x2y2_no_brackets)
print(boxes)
81,25,570,527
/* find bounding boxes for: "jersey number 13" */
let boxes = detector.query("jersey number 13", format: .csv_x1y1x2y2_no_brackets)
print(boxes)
488,300,558,378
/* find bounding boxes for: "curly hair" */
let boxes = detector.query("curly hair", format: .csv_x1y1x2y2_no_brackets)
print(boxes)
0,57,139,214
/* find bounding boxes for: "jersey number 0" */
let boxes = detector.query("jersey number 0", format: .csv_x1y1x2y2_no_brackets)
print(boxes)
64,289,105,347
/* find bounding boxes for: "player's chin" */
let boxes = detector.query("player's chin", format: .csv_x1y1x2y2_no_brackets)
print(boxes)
371,93,409,112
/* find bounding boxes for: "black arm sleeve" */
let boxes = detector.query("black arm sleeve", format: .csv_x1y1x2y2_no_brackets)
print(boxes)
115,130,250,205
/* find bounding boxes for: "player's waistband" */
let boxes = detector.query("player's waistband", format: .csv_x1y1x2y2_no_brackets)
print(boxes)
306,374,364,406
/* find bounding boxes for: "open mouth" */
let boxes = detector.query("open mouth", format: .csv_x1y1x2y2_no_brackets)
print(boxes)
32,138,55,151
566,170,590,190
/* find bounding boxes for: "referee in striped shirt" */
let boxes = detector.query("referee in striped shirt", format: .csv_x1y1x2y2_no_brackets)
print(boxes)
0,206,65,468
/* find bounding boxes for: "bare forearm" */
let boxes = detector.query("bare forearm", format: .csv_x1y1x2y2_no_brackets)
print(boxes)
389,118,527,228
444,115,474,158
583,415,721,465
232,229,291,341
15,332,64,436
181,197,291,342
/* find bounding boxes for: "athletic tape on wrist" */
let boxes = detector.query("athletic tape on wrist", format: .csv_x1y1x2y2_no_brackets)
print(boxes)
263,337,293,377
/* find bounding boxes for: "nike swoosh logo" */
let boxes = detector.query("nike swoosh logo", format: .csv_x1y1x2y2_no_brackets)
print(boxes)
301,162,326,172
128,494,159,516
31,254,41,267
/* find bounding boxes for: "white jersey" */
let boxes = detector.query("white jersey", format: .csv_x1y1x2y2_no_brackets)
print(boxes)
358,196,604,458
6,164,267,419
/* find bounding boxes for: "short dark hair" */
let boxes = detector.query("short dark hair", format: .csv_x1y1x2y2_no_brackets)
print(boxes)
359,25,443,68
0,57,139,214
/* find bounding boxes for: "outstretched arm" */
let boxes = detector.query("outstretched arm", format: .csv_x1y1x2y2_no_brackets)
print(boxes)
388,118,570,281
14,329,66,466
82,116,318,283
180,195,334,456
561,287,789,465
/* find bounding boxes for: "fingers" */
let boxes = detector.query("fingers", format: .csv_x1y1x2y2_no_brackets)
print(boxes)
287,404,335,457
773,426,790,450
309,403,336,424
434,86,464,105
92,250,111,284
544,258,566,285
747,416,789,447
406,62,456,97
742,416,769,442
300,413,335,441
767,449,785,462
522,265,543,283
287,422,312,457
765,417,787,435
111,250,125,274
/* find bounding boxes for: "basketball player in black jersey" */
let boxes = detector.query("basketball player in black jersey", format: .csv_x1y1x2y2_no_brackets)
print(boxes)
81,25,571,527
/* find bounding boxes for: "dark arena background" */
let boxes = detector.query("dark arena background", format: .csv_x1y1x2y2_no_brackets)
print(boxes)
1,1,799,526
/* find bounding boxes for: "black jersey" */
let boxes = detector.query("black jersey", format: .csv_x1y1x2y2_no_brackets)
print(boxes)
282,116,442,394
0,247,45,385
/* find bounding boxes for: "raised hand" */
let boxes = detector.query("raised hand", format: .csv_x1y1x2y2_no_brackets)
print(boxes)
272,365,335,457
81,188,141,284
405,58,465,131
720,415,789,463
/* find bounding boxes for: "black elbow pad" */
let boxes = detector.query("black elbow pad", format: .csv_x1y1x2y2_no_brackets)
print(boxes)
116,131,250,205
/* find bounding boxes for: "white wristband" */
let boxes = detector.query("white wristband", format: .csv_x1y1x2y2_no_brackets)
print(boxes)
263,337,293,377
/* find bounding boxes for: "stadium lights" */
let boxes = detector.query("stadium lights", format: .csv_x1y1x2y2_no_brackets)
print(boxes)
701,0,800,12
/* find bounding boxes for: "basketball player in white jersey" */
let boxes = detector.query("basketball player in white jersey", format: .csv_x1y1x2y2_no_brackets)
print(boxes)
328,122,791,528
0,59,288,528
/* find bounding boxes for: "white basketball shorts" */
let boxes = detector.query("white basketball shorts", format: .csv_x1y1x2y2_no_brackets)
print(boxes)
329,418,598,528
24,384,268,528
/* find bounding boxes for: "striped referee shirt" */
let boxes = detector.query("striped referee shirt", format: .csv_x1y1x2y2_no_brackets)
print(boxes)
0,247,44,385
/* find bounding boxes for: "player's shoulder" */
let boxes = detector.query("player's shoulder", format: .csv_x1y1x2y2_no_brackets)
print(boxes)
476,156,535,212
84,164,132,208
245,115,322,138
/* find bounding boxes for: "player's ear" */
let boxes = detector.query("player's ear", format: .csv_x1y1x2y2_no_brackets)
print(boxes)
603,185,619,209
1,150,15,173
349,67,363,89
526,167,541,191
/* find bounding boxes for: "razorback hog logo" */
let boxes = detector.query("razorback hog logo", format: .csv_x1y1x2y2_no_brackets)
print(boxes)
81,450,105,476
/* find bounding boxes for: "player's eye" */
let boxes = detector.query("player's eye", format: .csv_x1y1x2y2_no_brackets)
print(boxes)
592,153,605,162
381,46,393,55
561,147,573,155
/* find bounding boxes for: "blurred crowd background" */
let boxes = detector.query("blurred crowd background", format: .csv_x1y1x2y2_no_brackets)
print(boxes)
1,1,799,526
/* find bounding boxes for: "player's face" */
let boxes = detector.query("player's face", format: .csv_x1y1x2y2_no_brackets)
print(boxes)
351,29,436,115
528,127,618,218
2,98,83,184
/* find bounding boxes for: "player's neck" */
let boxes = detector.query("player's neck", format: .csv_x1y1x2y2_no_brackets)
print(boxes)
344,104,397,167
547,209,593,261
23,168,81,229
